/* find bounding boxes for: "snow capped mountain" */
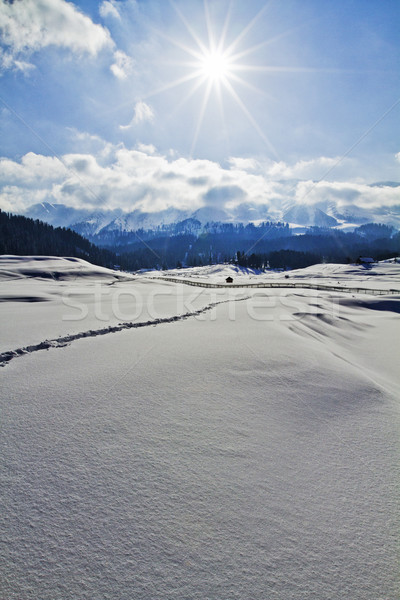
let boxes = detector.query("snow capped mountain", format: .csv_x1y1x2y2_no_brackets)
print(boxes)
104,207,190,232
71,212,123,236
24,202,121,235
233,202,273,223
20,188,400,241
283,204,338,227
192,206,231,224
331,203,400,227
24,202,92,228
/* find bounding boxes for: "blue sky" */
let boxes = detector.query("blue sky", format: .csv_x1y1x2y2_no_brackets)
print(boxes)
0,0,399,218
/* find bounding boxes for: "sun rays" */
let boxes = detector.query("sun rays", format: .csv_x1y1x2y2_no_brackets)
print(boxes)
141,1,281,157
139,1,354,159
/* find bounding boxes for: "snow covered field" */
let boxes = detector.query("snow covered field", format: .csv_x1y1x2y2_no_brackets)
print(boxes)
1,256,400,599
151,258,400,292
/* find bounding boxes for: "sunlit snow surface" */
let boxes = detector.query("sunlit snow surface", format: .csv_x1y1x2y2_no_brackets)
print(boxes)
1,256,400,599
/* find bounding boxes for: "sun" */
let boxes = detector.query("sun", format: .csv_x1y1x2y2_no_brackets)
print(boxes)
146,1,280,156
199,50,232,83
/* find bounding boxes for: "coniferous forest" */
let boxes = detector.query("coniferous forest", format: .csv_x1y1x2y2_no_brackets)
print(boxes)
1,209,399,272
0,210,117,268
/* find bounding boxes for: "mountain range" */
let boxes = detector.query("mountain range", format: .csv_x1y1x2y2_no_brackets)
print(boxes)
20,191,400,242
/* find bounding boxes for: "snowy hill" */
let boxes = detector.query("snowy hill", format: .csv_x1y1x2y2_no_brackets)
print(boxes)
1,255,400,599
0,255,133,282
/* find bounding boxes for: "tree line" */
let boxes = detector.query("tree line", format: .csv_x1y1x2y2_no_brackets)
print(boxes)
0,209,399,272
0,210,117,268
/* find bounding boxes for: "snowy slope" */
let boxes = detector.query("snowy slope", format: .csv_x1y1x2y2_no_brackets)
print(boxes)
0,255,130,281
1,256,399,599
0,256,229,353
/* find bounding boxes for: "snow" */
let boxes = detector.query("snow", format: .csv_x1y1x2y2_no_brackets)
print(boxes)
1,256,400,599
0,255,132,281
151,259,400,292
23,198,400,230
0,256,223,353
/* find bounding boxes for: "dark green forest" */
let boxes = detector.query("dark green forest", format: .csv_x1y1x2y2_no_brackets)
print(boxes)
0,210,117,268
1,209,399,272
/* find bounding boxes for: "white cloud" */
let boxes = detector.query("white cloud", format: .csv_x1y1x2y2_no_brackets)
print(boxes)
266,157,341,180
100,1,121,20
131,101,154,124
0,185,51,212
0,147,254,213
120,101,154,129
395,152,400,164
110,49,134,79
0,152,65,184
0,146,399,224
0,0,113,71
227,155,361,184
228,157,259,172
0,48,35,73
136,143,157,154
295,180,400,210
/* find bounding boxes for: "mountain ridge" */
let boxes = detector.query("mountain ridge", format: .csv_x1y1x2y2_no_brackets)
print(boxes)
22,194,400,240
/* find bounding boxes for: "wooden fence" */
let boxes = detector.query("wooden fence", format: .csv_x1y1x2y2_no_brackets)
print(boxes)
148,276,400,296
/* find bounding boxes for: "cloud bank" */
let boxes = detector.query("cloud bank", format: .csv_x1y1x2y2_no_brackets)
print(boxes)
0,140,399,226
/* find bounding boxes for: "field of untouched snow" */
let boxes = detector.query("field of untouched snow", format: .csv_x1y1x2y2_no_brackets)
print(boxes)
1,256,400,599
